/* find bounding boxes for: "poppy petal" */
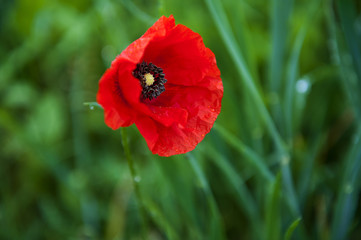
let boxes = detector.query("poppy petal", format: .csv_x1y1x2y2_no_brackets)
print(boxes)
97,15,223,156
97,65,136,129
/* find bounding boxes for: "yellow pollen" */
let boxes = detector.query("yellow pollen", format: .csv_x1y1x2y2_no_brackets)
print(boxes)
144,73,155,86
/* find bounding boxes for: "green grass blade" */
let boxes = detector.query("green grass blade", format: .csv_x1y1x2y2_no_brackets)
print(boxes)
326,0,361,121
205,0,301,220
297,134,326,206
204,147,262,238
186,153,226,240
83,102,103,109
204,0,285,151
281,158,300,217
284,217,302,240
142,197,179,240
335,0,361,85
283,1,320,141
326,2,361,238
266,173,282,240
214,124,274,181
269,0,293,93
331,128,361,240
0,30,48,89
268,0,293,131
153,155,203,238
120,0,157,24
121,128,148,239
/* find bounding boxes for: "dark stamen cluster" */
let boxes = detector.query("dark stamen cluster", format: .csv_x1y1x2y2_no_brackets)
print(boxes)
133,61,167,100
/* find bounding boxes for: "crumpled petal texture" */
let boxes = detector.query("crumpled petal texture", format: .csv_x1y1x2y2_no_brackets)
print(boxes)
97,15,223,156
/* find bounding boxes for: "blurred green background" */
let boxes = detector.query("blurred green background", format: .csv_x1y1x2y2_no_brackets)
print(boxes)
1,0,361,239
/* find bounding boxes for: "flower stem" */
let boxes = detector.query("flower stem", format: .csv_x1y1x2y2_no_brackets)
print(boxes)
120,128,148,239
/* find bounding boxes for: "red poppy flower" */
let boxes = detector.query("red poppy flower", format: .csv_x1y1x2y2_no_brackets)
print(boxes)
97,15,223,156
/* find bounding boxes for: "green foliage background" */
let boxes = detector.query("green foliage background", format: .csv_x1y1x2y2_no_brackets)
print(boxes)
1,0,361,239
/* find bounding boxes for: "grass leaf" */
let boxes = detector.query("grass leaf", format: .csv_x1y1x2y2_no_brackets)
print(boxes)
266,173,282,240
284,217,302,240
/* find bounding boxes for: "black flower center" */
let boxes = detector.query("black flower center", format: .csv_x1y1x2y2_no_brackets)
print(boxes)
133,61,167,100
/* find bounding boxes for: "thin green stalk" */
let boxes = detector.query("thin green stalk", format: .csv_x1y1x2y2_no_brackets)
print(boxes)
269,0,293,130
331,127,361,240
214,124,274,181
71,59,97,230
83,102,103,109
205,0,300,217
327,0,361,238
204,147,262,239
297,134,325,207
266,174,282,240
280,158,300,216
326,0,361,121
186,153,226,240
204,0,285,152
121,0,157,24
120,128,148,239
142,197,179,240
334,0,361,84
269,0,293,94
284,0,320,142
284,218,302,240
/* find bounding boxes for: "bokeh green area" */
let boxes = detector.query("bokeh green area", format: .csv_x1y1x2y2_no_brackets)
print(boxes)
1,0,361,239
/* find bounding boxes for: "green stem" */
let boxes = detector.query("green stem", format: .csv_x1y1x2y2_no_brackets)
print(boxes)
186,153,226,240
121,128,148,239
